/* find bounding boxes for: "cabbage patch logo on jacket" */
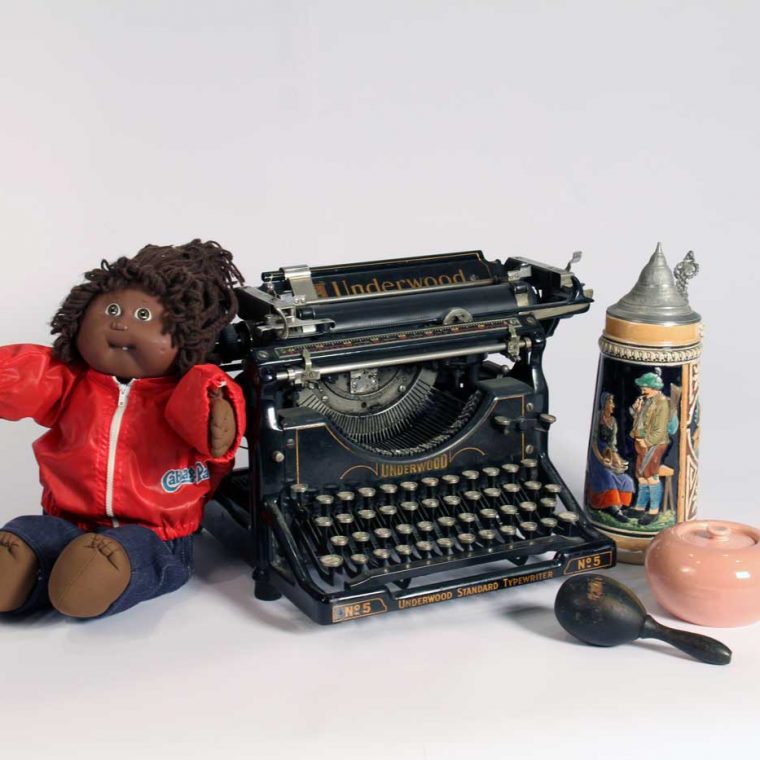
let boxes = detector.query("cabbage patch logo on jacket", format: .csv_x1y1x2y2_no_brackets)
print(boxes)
161,462,210,493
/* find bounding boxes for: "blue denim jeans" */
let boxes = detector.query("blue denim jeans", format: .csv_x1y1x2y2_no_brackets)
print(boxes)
1,514,194,618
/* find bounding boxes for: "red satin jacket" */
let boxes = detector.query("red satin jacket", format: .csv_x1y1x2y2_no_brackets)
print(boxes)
0,344,245,541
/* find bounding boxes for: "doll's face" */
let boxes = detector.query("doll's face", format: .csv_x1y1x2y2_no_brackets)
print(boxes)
76,289,179,379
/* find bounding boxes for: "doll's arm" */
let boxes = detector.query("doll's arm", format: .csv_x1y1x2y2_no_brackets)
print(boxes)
209,388,236,457
165,365,245,461
0,344,79,427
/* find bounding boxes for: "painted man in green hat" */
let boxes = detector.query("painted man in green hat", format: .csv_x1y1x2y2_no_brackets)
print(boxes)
627,371,672,526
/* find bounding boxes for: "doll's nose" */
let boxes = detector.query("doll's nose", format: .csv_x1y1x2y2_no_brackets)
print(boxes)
110,319,128,332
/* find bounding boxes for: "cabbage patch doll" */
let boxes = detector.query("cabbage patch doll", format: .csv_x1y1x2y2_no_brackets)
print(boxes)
0,240,245,619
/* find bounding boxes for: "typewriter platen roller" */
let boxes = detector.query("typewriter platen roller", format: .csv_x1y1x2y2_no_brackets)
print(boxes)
207,250,616,624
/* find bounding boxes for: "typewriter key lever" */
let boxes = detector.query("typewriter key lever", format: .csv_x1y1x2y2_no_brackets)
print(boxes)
554,574,731,666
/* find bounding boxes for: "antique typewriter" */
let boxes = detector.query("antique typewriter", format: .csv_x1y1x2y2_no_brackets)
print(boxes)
206,250,616,624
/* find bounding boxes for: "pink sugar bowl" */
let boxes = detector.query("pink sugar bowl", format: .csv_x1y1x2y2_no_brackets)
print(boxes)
645,520,760,627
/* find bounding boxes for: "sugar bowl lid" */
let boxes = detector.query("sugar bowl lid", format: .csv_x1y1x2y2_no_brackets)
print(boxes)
672,520,759,550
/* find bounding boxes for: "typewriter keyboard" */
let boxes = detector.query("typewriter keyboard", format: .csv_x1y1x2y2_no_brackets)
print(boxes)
286,459,583,586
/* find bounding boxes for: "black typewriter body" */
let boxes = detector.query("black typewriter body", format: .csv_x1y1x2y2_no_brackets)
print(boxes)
207,250,616,624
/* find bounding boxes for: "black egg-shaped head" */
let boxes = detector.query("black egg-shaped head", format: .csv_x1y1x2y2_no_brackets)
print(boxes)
554,574,647,647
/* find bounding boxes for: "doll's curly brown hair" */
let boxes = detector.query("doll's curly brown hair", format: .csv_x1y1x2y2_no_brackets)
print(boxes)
51,239,244,375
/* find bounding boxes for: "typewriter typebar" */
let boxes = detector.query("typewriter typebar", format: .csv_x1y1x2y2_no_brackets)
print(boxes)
207,250,616,624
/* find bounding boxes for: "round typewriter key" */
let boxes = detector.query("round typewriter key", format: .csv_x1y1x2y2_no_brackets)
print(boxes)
330,535,350,549
315,494,335,514
478,528,497,546
400,481,418,497
290,483,309,497
461,470,480,486
523,480,543,498
479,507,499,525
357,508,377,525
421,476,439,494
395,544,413,559
457,512,477,526
436,537,455,554
458,532,477,549
519,521,539,540
351,531,371,545
416,520,435,534
502,483,521,501
518,501,538,519
379,483,398,503
500,463,520,482
314,516,333,529
374,527,393,544
400,500,419,517
421,497,440,512
337,490,355,506
499,504,519,522
441,474,460,493
396,523,414,537
482,466,501,486
379,504,398,524
443,495,461,513
357,486,376,509
372,548,391,563
415,540,435,557
437,515,457,533
335,512,355,528
539,497,557,517
544,483,562,497
319,554,344,569
539,517,558,535
350,553,369,567
499,524,517,541
483,487,502,506
520,458,539,481
557,511,579,535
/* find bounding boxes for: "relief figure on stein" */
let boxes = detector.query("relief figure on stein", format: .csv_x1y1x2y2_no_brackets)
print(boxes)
586,365,681,533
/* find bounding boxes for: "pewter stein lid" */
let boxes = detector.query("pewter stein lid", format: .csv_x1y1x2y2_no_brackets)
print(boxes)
607,243,701,326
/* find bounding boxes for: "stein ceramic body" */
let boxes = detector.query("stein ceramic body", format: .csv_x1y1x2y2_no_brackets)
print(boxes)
584,245,702,563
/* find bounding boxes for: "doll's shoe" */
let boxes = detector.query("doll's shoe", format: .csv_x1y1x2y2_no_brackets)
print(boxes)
0,531,39,612
48,533,131,618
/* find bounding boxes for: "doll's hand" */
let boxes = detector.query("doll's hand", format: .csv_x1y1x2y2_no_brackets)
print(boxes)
209,388,236,457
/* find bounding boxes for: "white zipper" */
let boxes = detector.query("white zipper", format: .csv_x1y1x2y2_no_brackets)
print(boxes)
105,379,132,527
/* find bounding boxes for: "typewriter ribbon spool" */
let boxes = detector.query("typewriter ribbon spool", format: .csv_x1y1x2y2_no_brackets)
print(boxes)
584,244,702,564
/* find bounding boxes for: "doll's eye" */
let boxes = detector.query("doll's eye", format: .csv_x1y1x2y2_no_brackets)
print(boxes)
105,303,122,317
134,307,153,322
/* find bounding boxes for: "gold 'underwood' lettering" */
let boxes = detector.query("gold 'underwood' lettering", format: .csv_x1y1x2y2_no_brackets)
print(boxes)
380,455,449,478
328,269,467,297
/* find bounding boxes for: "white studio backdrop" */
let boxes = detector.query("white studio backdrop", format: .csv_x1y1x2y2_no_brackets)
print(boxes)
0,2,758,759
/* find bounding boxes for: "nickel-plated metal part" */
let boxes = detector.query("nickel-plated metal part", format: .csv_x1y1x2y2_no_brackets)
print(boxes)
607,243,701,325
335,512,355,527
